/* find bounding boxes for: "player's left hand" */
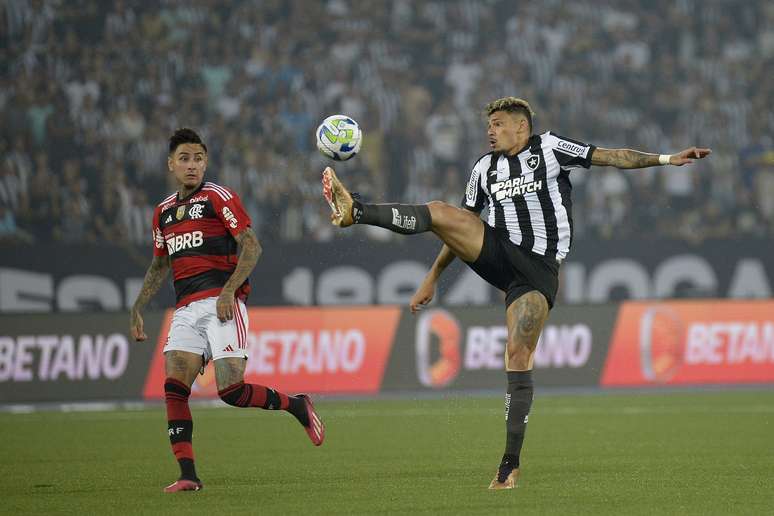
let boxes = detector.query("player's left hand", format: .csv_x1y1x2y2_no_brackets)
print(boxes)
670,147,712,166
217,291,235,322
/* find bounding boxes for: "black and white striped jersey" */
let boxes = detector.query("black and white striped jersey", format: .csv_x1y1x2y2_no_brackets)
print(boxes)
462,131,596,261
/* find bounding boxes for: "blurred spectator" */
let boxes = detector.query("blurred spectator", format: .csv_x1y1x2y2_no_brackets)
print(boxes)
1,0,772,247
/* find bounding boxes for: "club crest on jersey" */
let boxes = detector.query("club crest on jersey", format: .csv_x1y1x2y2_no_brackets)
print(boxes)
189,203,204,220
176,205,186,220
525,154,541,171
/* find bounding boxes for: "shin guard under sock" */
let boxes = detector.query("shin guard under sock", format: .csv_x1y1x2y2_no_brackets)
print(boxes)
353,200,432,235
164,377,198,481
503,370,534,468
218,382,308,426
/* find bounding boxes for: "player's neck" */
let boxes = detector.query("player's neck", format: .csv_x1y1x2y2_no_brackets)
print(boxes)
504,135,531,156
178,182,202,200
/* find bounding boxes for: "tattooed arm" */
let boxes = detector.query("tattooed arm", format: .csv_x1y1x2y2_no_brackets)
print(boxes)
217,227,262,322
130,255,171,341
591,146,711,169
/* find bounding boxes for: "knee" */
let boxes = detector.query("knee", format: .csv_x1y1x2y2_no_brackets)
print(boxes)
427,200,448,220
164,378,191,400
506,342,532,370
427,201,468,228
218,381,245,407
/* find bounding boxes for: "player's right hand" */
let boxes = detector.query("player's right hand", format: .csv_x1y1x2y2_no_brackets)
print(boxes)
130,310,147,341
409,281,436,314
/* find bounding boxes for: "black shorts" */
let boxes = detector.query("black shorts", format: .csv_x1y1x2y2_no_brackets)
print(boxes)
465,224,560,309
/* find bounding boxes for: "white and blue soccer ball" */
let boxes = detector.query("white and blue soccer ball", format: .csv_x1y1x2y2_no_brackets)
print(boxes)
315,114,362,161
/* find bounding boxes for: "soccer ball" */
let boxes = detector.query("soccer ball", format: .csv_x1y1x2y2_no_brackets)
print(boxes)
316,115,362,161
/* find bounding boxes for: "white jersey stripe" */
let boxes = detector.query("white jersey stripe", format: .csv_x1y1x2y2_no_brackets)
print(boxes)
208,182,232,199
202,186,228,201
524,182,548,254
158,193,176,207
204,182,232,200
462,131,594,260
543,150,572,259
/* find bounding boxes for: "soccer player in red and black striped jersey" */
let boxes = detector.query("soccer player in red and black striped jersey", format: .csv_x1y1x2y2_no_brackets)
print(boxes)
130,128,324,493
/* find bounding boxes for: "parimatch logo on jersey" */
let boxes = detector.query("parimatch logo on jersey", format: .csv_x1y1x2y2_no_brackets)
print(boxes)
491,176,543,200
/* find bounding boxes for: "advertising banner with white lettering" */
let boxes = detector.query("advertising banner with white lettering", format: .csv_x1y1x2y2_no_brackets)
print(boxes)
1,238,772,313
0,313,163,402
379,305,617,391
601,301,774,386
142,307,402,398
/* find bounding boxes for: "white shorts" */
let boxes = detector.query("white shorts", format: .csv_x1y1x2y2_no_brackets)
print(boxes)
164,296,249,363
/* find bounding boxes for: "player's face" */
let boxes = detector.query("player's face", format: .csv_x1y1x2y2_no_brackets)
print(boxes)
487,111,528,155
168,143,207,188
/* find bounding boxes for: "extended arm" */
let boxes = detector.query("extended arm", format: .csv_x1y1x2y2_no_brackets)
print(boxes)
409,244,456,313
217,227,262,321
427,244,456,282
591,146,711,169
130,255,171,341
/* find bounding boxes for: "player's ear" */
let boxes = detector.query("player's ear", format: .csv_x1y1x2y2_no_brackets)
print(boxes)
167,154,173,172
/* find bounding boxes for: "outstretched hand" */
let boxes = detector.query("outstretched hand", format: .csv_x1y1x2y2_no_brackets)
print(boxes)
409,280,436,314
670,147,712,166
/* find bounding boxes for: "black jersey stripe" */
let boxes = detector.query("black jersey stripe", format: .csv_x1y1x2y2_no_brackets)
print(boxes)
557,168,574,250
531,141,559,258
507,155,535,250
173,269,248,304
169,234,237,259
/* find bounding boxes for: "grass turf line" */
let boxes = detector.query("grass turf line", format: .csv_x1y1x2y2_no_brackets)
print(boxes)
0,391,772,515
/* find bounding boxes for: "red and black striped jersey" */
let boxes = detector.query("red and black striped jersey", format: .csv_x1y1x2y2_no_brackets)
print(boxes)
152,181,251,308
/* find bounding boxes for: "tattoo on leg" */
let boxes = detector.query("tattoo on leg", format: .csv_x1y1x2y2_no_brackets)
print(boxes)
167,352,186,373
164,351,200,385
514,293,548,351
215,358,246,389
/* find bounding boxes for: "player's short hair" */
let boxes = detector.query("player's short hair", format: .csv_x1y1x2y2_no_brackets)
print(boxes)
485,97,535,131
169,128,208,155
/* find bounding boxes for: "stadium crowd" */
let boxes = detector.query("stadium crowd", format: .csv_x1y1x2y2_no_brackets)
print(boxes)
2,0,773,246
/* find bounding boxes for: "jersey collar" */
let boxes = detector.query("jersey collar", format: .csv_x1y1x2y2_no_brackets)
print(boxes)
177,181,205,203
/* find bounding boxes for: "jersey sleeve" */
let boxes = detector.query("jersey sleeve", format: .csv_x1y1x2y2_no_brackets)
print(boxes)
546,132,596,169
461,155,489,213
151,206,167,257
212,187,252,237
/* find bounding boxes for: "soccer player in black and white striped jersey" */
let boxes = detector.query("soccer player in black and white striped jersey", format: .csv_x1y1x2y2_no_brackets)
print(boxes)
322,96,711,490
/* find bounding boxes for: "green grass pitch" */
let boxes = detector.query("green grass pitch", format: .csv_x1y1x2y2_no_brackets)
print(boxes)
1,391,772,515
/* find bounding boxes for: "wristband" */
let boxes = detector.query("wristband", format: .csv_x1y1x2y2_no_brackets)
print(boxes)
659,154,671,165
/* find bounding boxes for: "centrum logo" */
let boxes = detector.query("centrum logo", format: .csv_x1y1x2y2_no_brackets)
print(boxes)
415,309,461,388
639,306,684,383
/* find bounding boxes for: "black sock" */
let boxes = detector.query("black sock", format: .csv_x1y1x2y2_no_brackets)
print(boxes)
352,200,432,235
288,396,309,426
503,370,534,469
178,458,198,482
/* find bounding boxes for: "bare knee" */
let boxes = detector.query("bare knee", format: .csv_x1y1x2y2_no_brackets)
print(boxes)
506,342,533,370
427,200,451,222
214,357,246,392
427,201,475,230
505,291,549,370
164,350,201,386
